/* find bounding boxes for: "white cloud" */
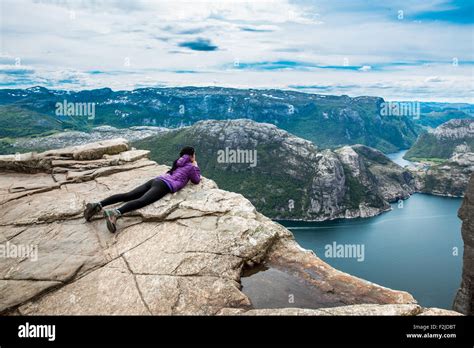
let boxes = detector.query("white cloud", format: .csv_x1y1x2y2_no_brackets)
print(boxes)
0,0,473,102
425,76,444,82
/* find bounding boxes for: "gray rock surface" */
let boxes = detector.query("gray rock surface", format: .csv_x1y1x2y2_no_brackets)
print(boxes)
453,173,474,314
218,304,462,316
412,150,474,197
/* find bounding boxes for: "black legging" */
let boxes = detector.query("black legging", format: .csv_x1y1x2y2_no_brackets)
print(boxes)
100,179,171,214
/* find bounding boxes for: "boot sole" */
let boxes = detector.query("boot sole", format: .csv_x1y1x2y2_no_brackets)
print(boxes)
104,211,117,233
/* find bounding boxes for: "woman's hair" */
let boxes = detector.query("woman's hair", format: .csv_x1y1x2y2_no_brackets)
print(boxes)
168,146,195,174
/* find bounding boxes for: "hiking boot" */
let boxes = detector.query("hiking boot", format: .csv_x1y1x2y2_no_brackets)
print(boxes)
103,209,120,233
83,203,102,222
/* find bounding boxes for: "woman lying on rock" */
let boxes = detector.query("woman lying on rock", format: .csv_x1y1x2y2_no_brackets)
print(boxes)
83,146,201,233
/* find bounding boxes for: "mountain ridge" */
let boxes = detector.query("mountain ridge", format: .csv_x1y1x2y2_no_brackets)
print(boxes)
134,119,415,221
0,86,419,152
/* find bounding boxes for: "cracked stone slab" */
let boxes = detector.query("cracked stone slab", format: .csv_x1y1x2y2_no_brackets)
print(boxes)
0,220,107,286
65,159,156,182
217,304,422,316
136,275,251,315
18,258,149,315
419,308,464,316
0,138,130,173
218,304,462,316
0,279,61,313
0,172,59,205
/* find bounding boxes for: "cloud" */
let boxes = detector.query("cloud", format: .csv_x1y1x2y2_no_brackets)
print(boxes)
0,64,35,75
230,61,379,72
176,28,207,35
162,24,210,35
178,38,218,51
239,25,278,33
425,76,444,82
359,65,372,72
0,0,472,102
411,0,474,24
231,60,318,71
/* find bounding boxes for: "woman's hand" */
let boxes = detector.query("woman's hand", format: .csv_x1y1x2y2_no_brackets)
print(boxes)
192,160,198,166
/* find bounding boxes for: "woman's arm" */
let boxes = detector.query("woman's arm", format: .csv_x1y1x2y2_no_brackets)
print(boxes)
189,164,201,184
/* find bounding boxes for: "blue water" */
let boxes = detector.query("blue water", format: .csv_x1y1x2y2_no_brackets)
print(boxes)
387,149,413,167
279,194,463,309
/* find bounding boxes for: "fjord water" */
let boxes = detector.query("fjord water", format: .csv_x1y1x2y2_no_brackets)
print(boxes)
281,195,463,309
387,149,414,167
280,151,463,309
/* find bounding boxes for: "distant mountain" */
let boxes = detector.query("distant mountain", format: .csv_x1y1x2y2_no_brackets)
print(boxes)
134,119,415,221
0,105,64,138
0,125,168,155
416,102,474,128
405,119,474,160
0,86,419,153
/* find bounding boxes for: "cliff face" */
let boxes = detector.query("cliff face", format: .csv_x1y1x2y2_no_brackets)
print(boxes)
0,139,458,315
453,174,474,315
411,147,474,197
406,119,474,160
405,119,474,197
135,119,414,221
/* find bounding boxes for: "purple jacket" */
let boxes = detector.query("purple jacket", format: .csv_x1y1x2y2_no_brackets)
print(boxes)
157,154,201,193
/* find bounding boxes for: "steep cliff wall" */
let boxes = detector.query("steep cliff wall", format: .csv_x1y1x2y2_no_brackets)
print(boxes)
453,174,474,315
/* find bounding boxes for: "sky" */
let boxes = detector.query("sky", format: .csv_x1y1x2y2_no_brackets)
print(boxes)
0,0,473,102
